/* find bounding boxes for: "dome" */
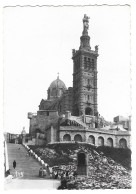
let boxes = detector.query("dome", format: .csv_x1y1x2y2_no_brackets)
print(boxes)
49,77,67,90
47,76,67,100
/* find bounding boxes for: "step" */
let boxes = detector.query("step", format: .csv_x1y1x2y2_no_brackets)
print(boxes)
6,143,43,179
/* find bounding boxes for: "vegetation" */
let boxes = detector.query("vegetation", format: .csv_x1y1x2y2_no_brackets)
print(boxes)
96,146,131,170
28,143,131,170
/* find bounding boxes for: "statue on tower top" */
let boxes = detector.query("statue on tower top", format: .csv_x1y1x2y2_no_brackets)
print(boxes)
83,14,90,34
80,14,91,50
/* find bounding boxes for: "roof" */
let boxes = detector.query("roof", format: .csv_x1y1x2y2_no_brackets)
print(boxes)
60,115,87,128
49,76,67,90
102,124,127,131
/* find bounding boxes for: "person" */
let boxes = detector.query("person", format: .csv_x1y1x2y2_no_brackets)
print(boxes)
60,171,64,179
46,165,50,176
43,168,46,177
54,171,56,179
73,170,77,179
20,171,24,178
49,171,52,179
39,167,43,177
68,171,73,179
63,171,66,178
54,171,58,179
5,169,10,177
66,170,69,178
13,160,16,169
58,177,67,189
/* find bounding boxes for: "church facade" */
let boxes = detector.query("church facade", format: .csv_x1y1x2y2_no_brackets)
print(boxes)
28,15,131,149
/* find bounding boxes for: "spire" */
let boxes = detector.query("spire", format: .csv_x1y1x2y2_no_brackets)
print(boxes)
57,72,59,79
79,14,91,51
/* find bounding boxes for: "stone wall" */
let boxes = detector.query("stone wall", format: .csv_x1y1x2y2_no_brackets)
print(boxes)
36,111,59,132
59,87,73,115
35,138,46,146
29,115,37,135
59,126,131,149
46,127,51,144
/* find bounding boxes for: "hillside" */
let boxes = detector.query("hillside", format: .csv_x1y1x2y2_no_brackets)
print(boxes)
29,143,131,189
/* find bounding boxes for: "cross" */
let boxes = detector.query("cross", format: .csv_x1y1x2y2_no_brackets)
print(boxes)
57,72,59,79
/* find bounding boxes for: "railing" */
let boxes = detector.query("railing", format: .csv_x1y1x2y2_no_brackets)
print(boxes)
87,128,130,135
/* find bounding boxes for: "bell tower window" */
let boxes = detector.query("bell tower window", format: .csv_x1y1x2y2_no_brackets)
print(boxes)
88,79,90,85
88,95,90,101
84,57,87,69
91,59,94,69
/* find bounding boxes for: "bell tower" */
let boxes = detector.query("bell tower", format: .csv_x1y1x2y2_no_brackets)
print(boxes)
72,14,99,116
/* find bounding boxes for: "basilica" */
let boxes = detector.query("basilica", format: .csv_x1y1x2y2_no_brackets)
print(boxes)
28,15,131,149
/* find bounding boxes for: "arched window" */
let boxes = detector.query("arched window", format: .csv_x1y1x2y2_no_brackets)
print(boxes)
88,135,95,145
107,138,113,147
84,57,87,69
74,134,82,142
85,107,93,115
88,79,90,85
63,134,71,141
98,136,104,146
88,95,90,101
91,59,94,69
119,138,127,148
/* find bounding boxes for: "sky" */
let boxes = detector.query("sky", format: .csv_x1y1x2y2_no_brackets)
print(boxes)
3,5,131,134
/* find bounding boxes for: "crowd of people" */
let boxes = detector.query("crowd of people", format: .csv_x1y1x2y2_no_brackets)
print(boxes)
39,166,78,180
6,145,77,181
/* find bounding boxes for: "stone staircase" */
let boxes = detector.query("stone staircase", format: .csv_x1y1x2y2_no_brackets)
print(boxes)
6,143,43,179
70,116,88,128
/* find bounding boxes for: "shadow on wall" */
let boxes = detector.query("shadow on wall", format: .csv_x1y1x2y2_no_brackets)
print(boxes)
96,146,131,170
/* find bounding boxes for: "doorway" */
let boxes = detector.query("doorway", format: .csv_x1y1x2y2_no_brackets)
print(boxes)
77,152,87,175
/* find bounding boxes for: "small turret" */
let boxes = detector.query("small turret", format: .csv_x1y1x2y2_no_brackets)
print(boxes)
21,127,26,143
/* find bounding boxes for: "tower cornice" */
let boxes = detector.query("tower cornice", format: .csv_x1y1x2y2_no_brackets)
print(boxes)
72,49,98,59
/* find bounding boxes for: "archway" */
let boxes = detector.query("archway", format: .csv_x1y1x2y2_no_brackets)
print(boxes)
74,134,82,142
98,136,104,146
77,152,87,175
107,138,113,147
63,134,71,141
119,138,127,148
85,107,93,115
88,135,95,145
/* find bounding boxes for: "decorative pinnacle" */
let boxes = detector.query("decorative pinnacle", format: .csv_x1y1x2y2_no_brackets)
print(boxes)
57,72,59,79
